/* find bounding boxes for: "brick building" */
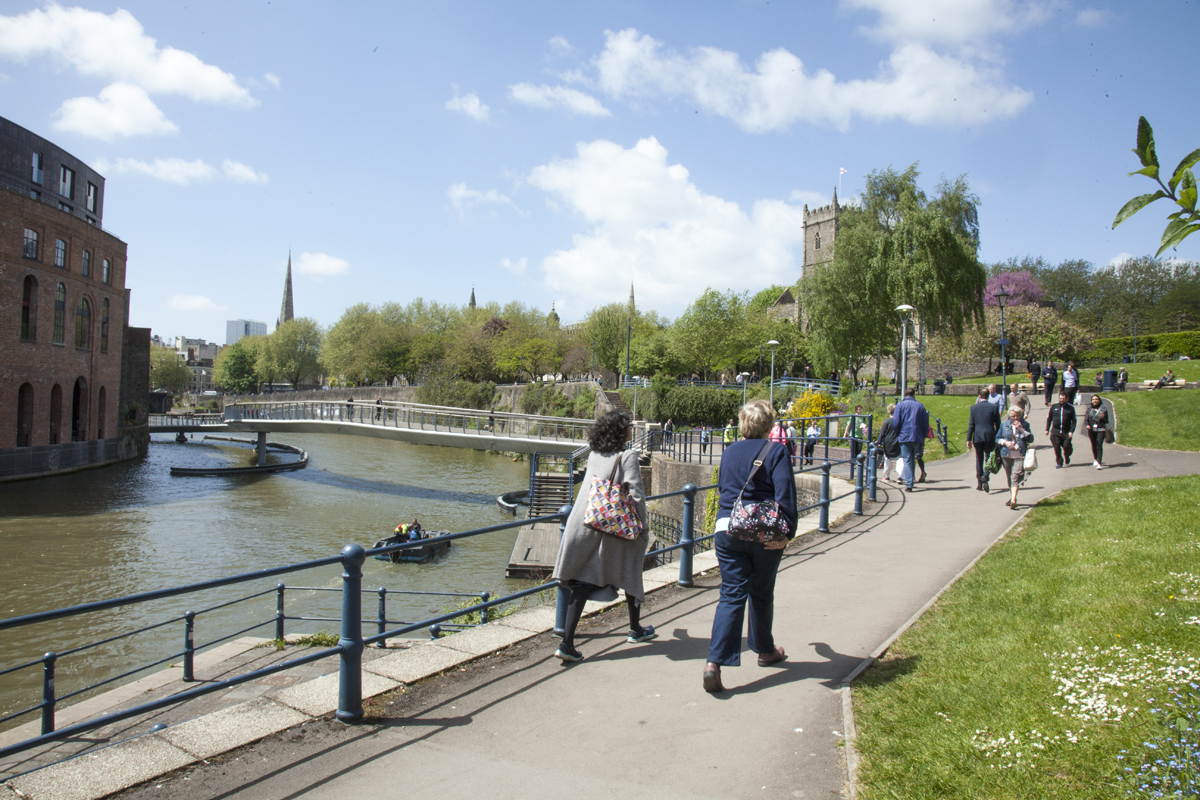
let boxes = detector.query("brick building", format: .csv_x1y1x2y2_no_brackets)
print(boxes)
0,116,148,479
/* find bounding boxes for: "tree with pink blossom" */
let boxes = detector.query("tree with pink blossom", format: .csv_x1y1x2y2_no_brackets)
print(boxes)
984,271,1046,307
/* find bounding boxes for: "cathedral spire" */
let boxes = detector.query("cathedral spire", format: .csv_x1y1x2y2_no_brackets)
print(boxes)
278,251,294,329
469,282,476,310
628,281,635,316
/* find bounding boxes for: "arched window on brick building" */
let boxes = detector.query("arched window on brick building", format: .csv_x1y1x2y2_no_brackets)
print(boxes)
53,283,66,344
21,276,38,341
17,383,34,447
49,384,62,444
100,298,109,353
97,386,106,439
74,297,91,349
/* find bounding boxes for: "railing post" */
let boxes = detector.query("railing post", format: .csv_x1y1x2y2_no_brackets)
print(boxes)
678,483,697,587
40,652,56,735
336,543,366,724
854,453,865,516
430,623,442,640
183,611,196,682
376,587,388,648
275,583,286,641
867,443,878,502
554,504,572,637
480,591,491,625
819,461,831,533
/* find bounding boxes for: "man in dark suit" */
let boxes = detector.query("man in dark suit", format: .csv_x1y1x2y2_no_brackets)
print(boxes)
966,387,1001,492
1046,390,1078,468
1042,361,1058,406
1029,358,1041,393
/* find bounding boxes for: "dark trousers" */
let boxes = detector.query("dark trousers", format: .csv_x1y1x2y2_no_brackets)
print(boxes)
1089,430,1105,463
973,440,995,484
1043,380,1056,405
1064,385,1078,405
707,531,784,666
1049,431,1073,465
803,441,816,465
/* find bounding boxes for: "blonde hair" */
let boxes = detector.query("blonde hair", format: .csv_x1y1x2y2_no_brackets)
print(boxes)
886,403,896,413
1008,406,1024,419
738,399,775,439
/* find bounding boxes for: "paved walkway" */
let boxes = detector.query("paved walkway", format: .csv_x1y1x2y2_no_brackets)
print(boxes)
13,427,1200,800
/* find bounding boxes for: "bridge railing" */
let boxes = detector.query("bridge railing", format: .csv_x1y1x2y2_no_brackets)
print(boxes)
621,377,844,395
224,400,592,444
147,413,224,428
0,461,876,768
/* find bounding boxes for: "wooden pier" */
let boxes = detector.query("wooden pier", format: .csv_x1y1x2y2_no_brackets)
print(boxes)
505,521,561,579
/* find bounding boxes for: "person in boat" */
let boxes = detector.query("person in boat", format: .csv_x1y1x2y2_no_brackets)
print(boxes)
408,519,423,540
394,522,410,543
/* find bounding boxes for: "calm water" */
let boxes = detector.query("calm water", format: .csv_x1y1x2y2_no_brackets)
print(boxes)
0,433,534,728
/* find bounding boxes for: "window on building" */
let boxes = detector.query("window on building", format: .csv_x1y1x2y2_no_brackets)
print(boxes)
86,182,99,213
49,384,62,444
21,276,38,341
81,250,91,277
102,259,111,285
29,190,40,200
55,238,67,268
59,166,75,199
59,203,73,214
32,152,43,184
75,297,91,349
53,283,66,344
815,232,821,250
23,228,38,259
100,298,109,353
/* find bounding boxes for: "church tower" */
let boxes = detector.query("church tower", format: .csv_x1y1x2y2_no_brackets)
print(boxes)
802,188,840,280
278,252,294,329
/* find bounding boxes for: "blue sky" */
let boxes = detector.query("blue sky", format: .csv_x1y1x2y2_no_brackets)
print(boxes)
2,1,1196,344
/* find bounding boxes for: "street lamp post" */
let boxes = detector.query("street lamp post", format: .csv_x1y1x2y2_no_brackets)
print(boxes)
895,305,914,395
995,288,1011,402
625,323,632,387
740,372,751,405
767,339,780,407
590,340,595,381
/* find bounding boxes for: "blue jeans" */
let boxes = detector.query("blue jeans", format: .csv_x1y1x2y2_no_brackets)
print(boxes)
899,441,919,488
707,531,785,666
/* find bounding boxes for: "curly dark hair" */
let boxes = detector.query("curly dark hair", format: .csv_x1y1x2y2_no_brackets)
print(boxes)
588,410,631,453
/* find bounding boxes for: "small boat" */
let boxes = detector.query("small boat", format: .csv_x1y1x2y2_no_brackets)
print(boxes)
372,532,452,564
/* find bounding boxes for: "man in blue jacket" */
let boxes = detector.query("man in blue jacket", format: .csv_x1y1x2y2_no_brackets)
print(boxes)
892,388,930,492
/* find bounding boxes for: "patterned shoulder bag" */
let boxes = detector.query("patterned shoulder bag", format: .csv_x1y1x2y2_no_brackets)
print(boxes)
583,456,643,540
727,440,790,544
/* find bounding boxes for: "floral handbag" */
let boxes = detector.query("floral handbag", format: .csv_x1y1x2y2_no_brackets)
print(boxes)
728,440,791,544
583,458,643,540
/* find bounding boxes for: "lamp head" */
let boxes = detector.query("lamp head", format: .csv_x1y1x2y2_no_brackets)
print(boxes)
767,339,780,348
994,288,1010,309
895,304,914,314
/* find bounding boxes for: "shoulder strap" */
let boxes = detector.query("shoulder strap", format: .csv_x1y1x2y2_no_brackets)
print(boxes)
736,440,777,500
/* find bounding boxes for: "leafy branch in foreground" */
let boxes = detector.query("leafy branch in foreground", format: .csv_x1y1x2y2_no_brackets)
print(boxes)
1113,116,1200,256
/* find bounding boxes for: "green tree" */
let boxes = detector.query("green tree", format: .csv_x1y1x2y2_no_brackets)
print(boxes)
1113,117,1200,255
150,346,193,393
213,338,261,394
266,318,324,388
671,289,748,379
585,303,631,376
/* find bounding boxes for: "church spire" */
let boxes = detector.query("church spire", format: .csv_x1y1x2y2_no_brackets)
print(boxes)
628,281,635,316
278,251,294,329
469,282,476,310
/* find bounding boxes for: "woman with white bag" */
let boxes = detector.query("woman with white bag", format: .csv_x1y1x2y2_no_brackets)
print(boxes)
996,406,1035,510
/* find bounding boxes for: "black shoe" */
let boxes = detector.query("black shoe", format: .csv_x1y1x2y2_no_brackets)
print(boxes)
1065,456,1070,465
905,487,914,493
982,481,990,493
554,645,583,663
627,625,658,644
976,481,983,491
918,473,927,483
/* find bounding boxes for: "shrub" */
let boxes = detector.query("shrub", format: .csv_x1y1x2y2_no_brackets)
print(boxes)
416,373,495,409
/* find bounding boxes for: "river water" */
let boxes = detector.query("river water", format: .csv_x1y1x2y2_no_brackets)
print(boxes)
0,433,534,730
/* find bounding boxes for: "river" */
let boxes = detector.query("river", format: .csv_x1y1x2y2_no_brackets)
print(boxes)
0,433,534,730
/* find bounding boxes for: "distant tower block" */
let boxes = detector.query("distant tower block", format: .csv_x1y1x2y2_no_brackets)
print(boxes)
802,188,840,280
278,252,294,329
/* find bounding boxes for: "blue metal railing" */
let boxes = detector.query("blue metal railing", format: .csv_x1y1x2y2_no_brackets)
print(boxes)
0,463,876,766
621,377,844,395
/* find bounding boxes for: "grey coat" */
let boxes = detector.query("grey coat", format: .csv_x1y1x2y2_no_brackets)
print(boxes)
551,449,648,603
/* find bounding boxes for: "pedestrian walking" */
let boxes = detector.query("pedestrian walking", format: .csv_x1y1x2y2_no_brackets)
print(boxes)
1008,382,1030,420
987,383,1006,414
785,420,798,468
723,419,736,447
703,400,796,693
1046,391,1077,468
803,420,820,465
1042,361,1058,406
345,396,354,421
664,418,675,444
700,425,710,454
1118,367,1128,392
1029,357,1041,393
892,388,930,492
966,388,1001,492
874,403,902,483
1085,395,1110,469
996,407,1034,509
551,410,656,662
1063,362,1079,405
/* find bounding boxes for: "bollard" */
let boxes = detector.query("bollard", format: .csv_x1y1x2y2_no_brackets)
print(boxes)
183,611,196,682
275,583,286,642
41,652,56,735
480,591,491,625
819,461,831,533
336,543,366,724
678,483,697,587
867,443,878,502
854,453,865,516
554,504,572,637
376,587,388,648
429,623,442,640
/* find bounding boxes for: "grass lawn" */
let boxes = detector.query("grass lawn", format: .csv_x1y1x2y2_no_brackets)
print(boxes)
1111,389,1200,451
852,474,1200,799
955,359,1200,385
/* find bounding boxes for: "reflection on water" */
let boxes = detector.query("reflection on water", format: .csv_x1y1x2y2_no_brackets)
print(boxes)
0,433,537,728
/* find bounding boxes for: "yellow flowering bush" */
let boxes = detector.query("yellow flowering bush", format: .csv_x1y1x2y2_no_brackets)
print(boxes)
785,390,837,421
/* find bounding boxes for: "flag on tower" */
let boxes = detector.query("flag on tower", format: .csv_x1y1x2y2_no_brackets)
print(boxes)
840,167,847,174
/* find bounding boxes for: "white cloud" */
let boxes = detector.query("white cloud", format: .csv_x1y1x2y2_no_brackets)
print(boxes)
509,83,611,116
264,72,281,88
548,36,573,56
843,0,1049,47
501,257,527,275
446,88,490,122
167,293,227,312
294,252,349,279
526,137,805,314
789,189,832,207
0,4,255,106
53,82,178,140
93,156,213,185
222,159,268,184
1108,252,1134,267
593,27,1032,130
447,183,520,213
1076,8,1115,27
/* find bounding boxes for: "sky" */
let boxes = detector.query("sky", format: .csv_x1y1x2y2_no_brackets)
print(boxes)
1,0,1197,345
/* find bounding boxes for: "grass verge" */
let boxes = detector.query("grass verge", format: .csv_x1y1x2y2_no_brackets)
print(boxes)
1110,390,1200,451
956,360,1199,385
852,474,1200,799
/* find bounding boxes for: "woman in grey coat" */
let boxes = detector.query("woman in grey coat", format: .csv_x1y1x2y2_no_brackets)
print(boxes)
551,410,656,662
